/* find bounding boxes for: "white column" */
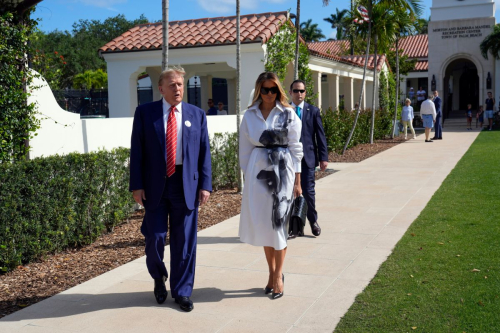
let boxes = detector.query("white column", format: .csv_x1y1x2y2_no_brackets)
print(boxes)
327,74,339,111
343,76,354,111
200,76,209,111
313,71,322,109
227,78,236,115
106,62,144,118
207,75,213,100
356,79,366,109
146,67,162,101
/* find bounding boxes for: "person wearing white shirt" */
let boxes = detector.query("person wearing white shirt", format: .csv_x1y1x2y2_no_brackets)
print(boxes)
420,95,437,142
216,102,228,115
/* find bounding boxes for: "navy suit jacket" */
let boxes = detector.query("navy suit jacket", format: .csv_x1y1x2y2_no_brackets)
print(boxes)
299,102,328,169
129,100,212,210
433,96,442,116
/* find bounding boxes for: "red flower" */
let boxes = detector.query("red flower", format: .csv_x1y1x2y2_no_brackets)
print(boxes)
63,62,67,65
54,51,58,54
60,55,64,59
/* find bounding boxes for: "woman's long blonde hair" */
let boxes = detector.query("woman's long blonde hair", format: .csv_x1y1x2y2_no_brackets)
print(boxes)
249,72,291,109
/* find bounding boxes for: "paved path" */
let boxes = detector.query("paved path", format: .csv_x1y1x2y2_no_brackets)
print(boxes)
1,127,480,333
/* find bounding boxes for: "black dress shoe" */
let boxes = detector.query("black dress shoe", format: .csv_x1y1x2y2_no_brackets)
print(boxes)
175,296,194,312
272,274,284,299
154,276,168,304
310,221,321,236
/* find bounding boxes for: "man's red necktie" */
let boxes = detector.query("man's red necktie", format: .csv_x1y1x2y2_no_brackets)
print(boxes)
166,106,177,177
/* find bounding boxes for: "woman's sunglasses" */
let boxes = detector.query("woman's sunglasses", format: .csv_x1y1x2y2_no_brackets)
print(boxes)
260,86,279,95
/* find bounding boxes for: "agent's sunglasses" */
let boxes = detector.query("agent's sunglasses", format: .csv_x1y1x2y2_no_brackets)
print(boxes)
260,86,279,95
292,89,306,94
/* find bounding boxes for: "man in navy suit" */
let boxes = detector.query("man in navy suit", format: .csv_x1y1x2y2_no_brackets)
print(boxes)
432,90,443,140
289,80,328,236
129,66,212,311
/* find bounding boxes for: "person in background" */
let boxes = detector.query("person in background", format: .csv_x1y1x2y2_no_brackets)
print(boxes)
289,79,328,237
416,86,426,110
401,98,416,140
431,90,443,140
477,105,484,129
408,87,415,101
484,92,495,131
465,104,473,130
420,95,436,142
217,102,228,115
207,99,217,116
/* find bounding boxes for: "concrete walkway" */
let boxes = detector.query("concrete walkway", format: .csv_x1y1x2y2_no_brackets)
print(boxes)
1,127,480,333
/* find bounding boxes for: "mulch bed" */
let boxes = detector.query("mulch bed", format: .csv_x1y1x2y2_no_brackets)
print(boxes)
0,135,411,318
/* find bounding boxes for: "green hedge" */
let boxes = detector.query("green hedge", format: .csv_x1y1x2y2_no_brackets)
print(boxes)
322,108,393,153
0,148,134,272
210,132,239,190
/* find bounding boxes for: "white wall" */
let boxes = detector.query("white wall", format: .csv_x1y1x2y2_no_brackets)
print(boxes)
28,74,238,159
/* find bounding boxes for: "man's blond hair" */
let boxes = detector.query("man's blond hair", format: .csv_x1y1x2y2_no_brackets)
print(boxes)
158,66,186,86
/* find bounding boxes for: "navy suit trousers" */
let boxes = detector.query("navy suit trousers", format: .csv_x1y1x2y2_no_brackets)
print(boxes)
435,114,442,139
141,167,198,298
300,160,318,223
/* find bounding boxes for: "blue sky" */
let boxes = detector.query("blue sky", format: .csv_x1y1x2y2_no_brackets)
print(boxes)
34,0,498,40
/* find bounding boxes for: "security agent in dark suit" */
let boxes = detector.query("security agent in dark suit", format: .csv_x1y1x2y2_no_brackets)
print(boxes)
289,80,329,236
432,90,443,140
130,67,212,311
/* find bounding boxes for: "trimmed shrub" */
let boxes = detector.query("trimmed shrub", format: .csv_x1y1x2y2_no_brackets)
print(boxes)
210,132,239,190
0,148,134,272
322,108,393,153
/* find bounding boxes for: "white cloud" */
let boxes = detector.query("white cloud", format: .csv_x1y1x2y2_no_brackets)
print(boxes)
76,0,127,11
197,0,287,14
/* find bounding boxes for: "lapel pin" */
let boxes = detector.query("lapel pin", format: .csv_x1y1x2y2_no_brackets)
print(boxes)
185,120,191,127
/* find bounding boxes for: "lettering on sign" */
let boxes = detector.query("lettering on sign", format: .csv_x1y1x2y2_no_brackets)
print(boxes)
432,25,491,39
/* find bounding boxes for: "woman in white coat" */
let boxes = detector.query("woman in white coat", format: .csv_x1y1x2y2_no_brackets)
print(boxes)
239,72,303,299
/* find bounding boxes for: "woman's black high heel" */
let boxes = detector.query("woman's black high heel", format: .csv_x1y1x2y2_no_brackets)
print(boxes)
272,274,284,299
264,286,273,294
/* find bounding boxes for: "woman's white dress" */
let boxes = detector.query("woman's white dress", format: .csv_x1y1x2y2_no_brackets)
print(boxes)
239,101,303,250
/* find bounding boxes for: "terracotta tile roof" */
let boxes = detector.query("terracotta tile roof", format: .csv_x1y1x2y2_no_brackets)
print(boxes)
100,11,289,53
397,34,428,58
414,60,428,71
342,54,388,72
307,40,350,56
308,47,387,72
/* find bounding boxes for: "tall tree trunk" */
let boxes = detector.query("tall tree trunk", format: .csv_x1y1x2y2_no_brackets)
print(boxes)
161,0,169,70
236,0,244,193
342,3,372,155
391,37,400,138
369,35,378,144
350,0,354,55
294,0,300,80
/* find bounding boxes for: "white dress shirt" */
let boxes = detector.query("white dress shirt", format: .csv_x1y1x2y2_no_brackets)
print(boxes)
291,101,305,119
162,98,183,165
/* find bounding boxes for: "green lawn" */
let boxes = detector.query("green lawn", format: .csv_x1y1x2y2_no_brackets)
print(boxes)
335,130,500,333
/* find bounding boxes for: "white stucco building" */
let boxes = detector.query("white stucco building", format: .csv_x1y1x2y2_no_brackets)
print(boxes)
99,11,387,118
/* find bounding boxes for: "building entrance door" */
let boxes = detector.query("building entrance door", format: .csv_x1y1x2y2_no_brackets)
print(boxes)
443,59,479,119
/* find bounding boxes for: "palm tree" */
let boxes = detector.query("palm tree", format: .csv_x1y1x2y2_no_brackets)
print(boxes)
236,0,243,192
391,7,416,138
480,24,500,60
414,16,429,34
161,0,169,70
300,19,326,42
343,1,373,154
324,8,349,40
343,0,422,151
294,0,301,80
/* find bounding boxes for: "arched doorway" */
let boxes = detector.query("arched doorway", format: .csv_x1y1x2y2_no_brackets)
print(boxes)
443,59,479,117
